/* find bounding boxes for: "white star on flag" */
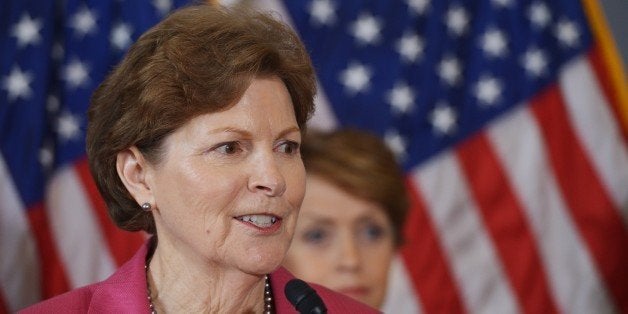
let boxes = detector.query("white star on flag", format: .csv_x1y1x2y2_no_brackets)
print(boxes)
406,0,430,15
39,144,54,170
308,0,336,26
56,112,81,142
111,23,133,51
63,59,90,90
396,32,424,63
475,75,503,107
70,6,98,37
481,28,508,58
446,5,469,36
2,66,33,102
438,56,462,86
350,13,382,45
522,47,548,77
492,0,514,8
153,0,173,15
555,19,580,48
387,82,416,115
384,129,408,160
430,102,457,135
528,2,552,29
11,14,42,48
339,62,372,95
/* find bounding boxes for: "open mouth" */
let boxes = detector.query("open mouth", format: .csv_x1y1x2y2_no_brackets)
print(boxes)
235,214,279,228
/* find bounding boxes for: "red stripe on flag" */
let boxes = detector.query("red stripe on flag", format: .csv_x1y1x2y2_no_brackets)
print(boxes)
531,85,628,313
456,133,559,314
401,178,466,313
74,158,145,267
25,203,70,298
587,47,628,143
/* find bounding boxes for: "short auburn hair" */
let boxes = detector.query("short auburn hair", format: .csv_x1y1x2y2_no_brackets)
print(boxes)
86,4,316,234
300,129,409,246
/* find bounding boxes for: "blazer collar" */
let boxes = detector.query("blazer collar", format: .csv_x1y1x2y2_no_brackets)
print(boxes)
88,240,151,313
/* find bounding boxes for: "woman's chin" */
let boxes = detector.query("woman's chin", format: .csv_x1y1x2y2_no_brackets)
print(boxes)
240,250,285,274
242,262,281,276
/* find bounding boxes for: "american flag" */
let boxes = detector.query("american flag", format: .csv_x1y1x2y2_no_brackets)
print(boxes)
1,0,627,313
253,0,628,313
0,0,190,312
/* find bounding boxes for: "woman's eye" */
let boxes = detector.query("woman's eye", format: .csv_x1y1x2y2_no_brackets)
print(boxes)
362,224,386,242
277,141,300,155
215,142,241,155
303,229,327,244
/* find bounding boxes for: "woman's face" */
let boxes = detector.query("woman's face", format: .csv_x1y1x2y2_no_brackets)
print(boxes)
147,77,306,275
283,175,395,308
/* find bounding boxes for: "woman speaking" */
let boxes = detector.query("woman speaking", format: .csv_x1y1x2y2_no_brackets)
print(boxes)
22,4,376,313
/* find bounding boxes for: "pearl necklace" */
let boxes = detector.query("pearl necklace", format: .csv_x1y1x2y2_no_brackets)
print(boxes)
145,265,274,314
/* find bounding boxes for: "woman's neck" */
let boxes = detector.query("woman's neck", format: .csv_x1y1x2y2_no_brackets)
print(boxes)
146,239,267,313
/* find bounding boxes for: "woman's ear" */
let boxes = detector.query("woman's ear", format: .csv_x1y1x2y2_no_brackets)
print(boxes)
116,146,154,205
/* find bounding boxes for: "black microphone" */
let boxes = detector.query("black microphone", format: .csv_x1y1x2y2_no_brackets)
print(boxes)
284,279,328,314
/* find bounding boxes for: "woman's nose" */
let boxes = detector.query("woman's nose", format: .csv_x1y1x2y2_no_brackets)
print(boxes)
337,233,361,272
248,153,286,197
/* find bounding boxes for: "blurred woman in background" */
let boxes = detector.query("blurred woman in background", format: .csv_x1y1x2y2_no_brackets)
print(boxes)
283,129,409,309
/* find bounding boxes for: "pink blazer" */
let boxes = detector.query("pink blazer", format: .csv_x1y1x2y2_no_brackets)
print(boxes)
21,241,379,313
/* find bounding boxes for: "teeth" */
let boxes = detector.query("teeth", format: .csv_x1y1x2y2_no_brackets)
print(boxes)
238,215,277,227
